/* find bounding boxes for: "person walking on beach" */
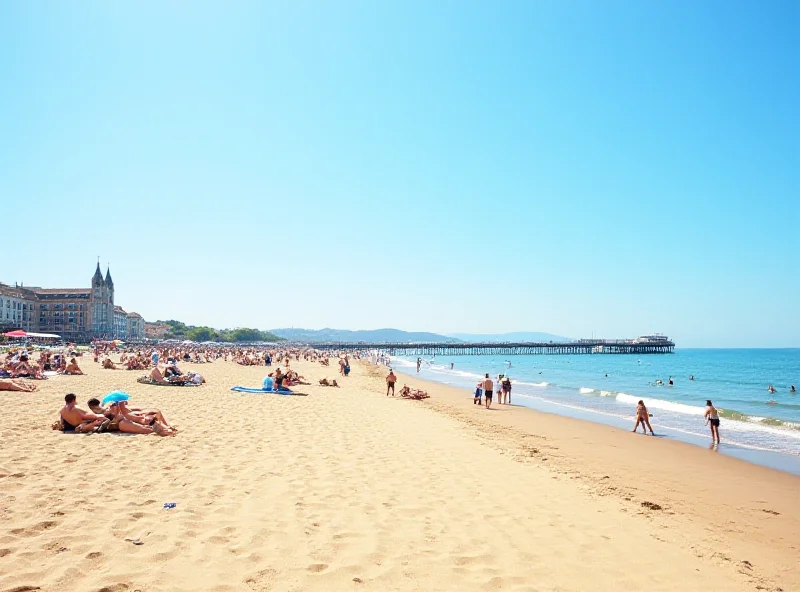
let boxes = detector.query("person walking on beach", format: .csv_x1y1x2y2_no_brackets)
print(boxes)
496,375,504,404
704,400,721,444
502,376,512,404
416,358,421,373
483,374,494,409
632,400,655,435
386,369,397,396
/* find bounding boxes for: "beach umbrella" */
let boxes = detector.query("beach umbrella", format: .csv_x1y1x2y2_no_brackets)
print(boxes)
3,330,27,338
102,391,130,405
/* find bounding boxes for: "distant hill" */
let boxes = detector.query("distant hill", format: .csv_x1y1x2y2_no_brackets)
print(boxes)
270,328,459,343
447,332,571,343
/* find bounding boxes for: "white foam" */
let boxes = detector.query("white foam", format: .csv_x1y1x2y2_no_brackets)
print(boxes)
514,381,549,387
600,390,614,397
616,393,706,416
579,387,596,394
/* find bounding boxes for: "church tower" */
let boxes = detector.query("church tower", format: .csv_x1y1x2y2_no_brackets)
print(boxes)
105,266,115,332
91,262,107,335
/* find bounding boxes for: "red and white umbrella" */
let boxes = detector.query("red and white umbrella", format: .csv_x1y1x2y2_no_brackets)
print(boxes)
2,330,27,338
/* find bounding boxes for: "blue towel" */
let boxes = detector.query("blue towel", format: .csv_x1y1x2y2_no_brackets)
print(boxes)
230,386,303,395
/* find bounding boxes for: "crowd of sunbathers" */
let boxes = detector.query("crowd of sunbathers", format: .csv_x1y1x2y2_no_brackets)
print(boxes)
1,347,85,380
57,393,176,436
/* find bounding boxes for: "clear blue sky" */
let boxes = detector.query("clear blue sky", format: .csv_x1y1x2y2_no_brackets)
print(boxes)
1,1,798,347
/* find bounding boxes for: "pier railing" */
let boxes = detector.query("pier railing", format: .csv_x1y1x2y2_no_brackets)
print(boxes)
312,340,674,355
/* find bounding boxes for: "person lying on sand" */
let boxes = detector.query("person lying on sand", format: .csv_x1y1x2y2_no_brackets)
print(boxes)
11,355,45,379
284,370,309,386
102,358,118,370
319,378,339,387
88,398,175,432
104,401,174,435
0,378,38,392
632,400,655,435
60,393,107,433
399,385,430,400
63,358,84,375
149,366,189,385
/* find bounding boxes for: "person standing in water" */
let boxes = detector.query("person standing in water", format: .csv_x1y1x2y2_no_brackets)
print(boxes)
416,358,421,373
704,400,721,444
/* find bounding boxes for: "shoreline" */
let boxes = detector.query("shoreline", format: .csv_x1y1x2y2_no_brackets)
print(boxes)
382,363,800,589
388,357,800,475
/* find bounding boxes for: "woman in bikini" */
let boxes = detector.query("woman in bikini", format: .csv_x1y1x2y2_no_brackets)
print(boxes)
632,400,655,435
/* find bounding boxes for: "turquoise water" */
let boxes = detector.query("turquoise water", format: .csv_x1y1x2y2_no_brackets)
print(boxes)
390,349,800,473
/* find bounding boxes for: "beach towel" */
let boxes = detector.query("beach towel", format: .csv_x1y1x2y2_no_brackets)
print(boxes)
137,376,202,387
230,386,308,396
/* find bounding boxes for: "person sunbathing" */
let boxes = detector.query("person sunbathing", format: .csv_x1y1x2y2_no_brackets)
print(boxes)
0,378,38,392
186,371,205,384
60,393,107,433
11,358,45,379
105,401,174,436
88,398,175,431
150,366,188,385
399,385,429,399
102,358,118,370
319,378,339,387
164,364,183,378
63,358,84,375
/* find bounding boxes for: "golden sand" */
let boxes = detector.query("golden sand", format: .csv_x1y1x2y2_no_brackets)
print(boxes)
0,357,797,591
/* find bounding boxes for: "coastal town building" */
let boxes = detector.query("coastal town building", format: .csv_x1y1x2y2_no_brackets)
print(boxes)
0,263,146,342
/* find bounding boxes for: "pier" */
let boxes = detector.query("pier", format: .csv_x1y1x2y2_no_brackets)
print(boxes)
314,338,674,356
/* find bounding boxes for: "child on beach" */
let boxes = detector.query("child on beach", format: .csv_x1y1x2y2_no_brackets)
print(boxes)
474,382,482,405
632,400,655,435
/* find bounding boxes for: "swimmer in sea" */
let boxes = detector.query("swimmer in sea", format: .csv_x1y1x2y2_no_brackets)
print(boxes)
768,385,776,394
668,377,674,386
689,375,694,381
633,400,654,435
704,400,721,444
791,385,796,393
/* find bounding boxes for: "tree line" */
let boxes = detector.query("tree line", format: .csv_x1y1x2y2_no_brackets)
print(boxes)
159,320,283,343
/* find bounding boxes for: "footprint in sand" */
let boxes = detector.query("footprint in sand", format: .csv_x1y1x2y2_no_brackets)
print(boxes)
10,521,58,537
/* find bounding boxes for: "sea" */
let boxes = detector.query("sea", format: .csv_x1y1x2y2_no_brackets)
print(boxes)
388,349,800,475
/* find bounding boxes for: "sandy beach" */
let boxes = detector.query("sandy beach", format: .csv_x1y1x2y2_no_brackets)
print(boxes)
0,357,797,592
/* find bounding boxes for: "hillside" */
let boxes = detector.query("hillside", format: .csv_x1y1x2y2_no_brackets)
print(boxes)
270,328,459,343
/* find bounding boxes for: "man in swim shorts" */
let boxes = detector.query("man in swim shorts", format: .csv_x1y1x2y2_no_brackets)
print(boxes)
386,370,397,396
483,374,493,409
60,393,106,433
704,400,721,443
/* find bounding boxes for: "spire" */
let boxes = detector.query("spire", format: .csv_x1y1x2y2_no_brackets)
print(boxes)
105,265,114,288
92,261,104,287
